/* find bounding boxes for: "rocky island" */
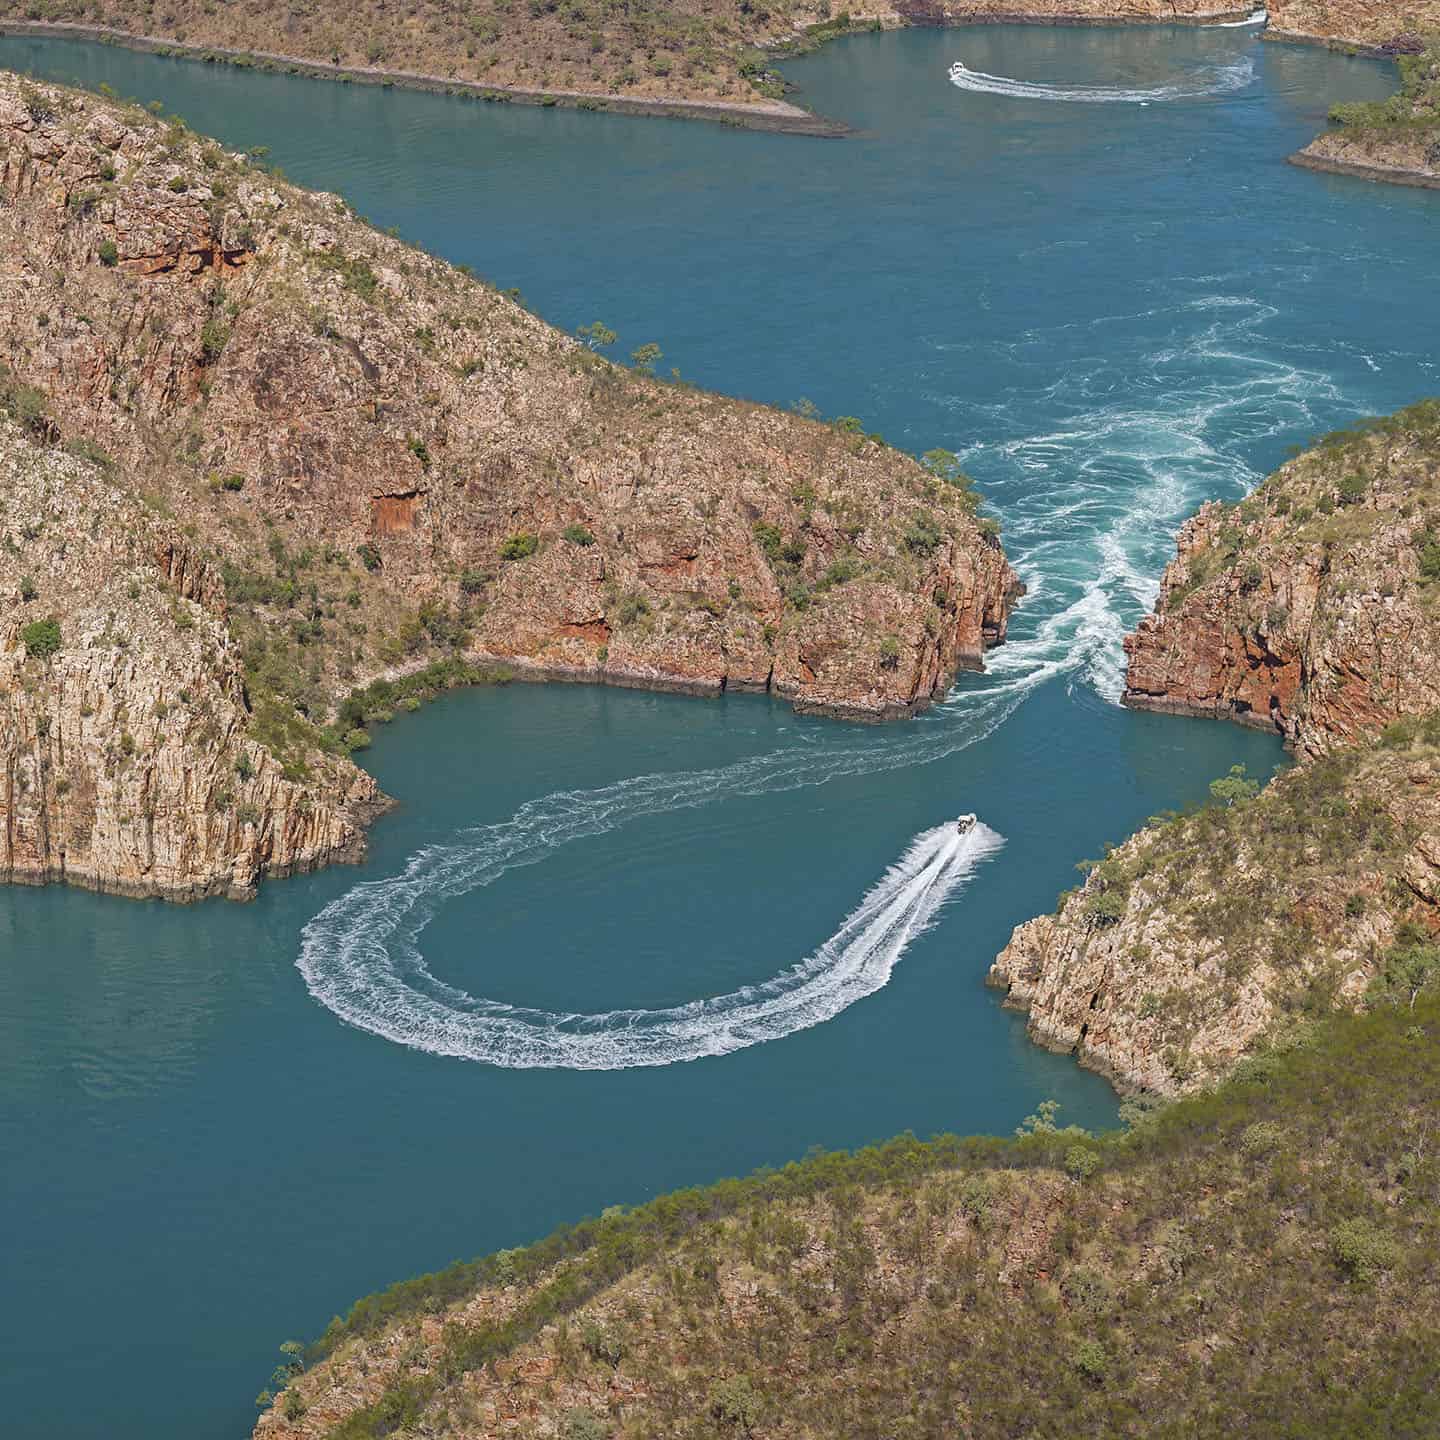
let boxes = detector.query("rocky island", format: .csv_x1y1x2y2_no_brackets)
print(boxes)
0,71,1018,901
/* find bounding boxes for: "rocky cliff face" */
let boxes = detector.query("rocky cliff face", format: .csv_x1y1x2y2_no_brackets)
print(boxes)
0,71,1018,898
991,403,1440,1094
990,734,1440,1093
1123,401,1440,756
0,422,382,899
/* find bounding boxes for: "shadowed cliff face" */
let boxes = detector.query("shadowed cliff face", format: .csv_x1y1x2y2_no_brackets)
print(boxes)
0,71,1019,897
1123,401,1440,756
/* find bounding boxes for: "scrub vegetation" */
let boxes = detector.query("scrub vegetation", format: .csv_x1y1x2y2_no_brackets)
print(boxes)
263,997,1440,1438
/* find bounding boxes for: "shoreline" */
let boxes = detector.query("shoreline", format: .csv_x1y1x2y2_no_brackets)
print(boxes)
0,10,1381,143
1287,147,1440,191
0,19,851,135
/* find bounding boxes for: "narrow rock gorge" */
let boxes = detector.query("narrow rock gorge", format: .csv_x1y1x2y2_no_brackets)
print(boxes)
991,401,1440,1093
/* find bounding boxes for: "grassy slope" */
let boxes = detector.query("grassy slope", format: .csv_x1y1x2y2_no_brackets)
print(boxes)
262,997,1440,1439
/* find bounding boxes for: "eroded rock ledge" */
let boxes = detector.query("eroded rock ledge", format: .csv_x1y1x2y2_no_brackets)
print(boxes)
0,71,1018,900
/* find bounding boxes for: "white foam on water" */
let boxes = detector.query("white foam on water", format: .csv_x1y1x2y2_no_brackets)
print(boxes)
1209,9,1268,28
299,294,1363,1064
299,816,1004,1069
957,295,1347,703
947,54,1254,104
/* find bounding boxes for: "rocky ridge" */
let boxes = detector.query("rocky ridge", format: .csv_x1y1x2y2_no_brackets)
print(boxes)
989,401,1440,1094
0,71,1018,898
0,2,1402,127
253,1002,1440,1439
1293,32,1440,190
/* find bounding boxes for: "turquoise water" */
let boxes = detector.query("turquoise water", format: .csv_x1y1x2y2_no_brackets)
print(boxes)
1,22,1437,1439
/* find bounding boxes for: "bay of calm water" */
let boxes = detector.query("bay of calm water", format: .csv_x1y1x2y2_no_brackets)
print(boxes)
1,22,1437,1439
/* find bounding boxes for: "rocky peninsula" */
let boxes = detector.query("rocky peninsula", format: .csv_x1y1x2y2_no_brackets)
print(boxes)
0,71,1018,900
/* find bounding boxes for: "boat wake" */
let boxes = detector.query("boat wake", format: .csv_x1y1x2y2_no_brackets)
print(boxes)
299,819,1003,1069
947,54,1254,104
1209,8,1268,27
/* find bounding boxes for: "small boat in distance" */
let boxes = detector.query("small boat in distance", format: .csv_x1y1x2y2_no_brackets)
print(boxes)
955,813,978,836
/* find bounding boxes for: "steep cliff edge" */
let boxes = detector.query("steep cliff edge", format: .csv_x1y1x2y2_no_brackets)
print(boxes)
0,3,1258,125
1123,399,1440,755
989,402,1440,1094
0,421,382,899
0,71,1018,898
990,729,1440,1093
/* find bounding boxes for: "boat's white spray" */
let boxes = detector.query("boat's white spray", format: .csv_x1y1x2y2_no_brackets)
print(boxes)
947,53,1254,104
299,817,1003,1069
1209,9,1269,28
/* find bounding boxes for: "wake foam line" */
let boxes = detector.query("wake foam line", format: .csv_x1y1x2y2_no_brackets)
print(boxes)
947,54,1254,104
299,821,1003,1069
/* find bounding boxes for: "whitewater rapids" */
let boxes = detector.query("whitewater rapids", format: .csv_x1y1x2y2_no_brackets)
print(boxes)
299,819,1003,1069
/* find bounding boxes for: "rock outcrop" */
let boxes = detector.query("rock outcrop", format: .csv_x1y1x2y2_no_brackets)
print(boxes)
1123,400,1440,756
0,71,1018,898
0,422,382,899
250,1002,1440,1440
990,401,1440,1094
990,735,1440,1093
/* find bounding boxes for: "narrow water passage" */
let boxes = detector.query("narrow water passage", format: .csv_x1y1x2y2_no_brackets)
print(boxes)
0,23,1436,1440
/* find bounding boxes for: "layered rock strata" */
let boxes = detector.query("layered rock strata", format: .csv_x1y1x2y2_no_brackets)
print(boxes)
1123,401,1440,756
0,424,382,899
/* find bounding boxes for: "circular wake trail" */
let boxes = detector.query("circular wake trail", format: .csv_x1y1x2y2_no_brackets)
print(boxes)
300,819,1003,1068
948,55,1254,104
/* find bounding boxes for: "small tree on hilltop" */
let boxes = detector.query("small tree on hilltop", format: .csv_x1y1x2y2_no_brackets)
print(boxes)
577,320,616,351
1209,764,1259,808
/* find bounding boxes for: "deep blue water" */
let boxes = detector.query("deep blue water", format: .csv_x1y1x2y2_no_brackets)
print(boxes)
1,22,1436,1440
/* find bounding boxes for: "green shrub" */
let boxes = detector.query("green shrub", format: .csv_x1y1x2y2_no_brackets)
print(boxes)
1239,1121,1284,1157
561,1410,610,1440
1072,1339,1108,1384
562,524,595,546
708,1376,761,1428
220,472,246,492
21,618,62,659
615,592,651,627
1330,1217,1400,1281
18,575,37,603
1337,474,1368,505
500,532,539,561
356,543,382,572
902,511,943,557
97,239,119,266
1064,1146,1101,1182
459,569,488,595
1083,889,1126,927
